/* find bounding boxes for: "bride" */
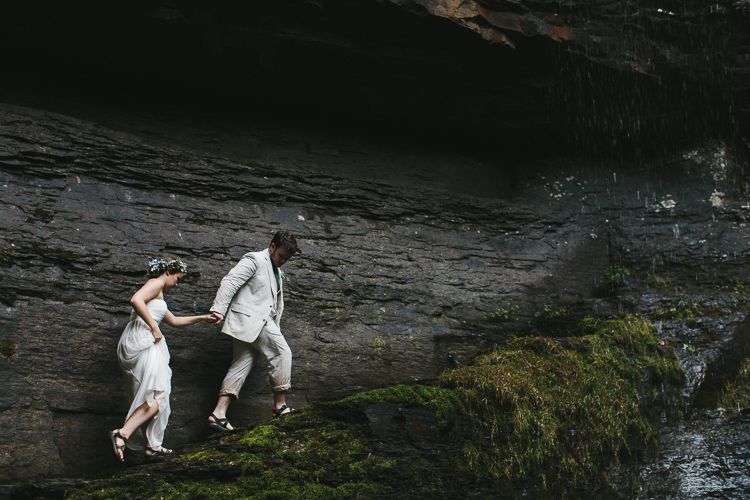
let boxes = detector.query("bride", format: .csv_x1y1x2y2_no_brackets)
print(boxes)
109,258,212,462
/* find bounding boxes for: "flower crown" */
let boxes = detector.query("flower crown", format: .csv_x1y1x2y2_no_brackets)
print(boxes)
147,258,187,278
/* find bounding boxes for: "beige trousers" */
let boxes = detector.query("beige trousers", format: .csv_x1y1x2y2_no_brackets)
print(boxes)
219,321,292,397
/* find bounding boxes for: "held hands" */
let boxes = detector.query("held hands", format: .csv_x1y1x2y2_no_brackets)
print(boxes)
201,314,214,322
210,311,224,325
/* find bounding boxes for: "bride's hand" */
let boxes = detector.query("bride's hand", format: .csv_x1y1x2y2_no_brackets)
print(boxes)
210,312,224,325
151,325,164,342
202,314,214,322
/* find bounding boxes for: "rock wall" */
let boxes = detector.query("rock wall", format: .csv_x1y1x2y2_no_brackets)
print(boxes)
389,0,750,84
1,101,749,482
1,0,750,488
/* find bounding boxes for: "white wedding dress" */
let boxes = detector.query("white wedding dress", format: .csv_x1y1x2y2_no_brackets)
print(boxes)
117,298,171,451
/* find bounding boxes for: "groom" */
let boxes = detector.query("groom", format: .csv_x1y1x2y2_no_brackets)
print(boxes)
206,230,299,431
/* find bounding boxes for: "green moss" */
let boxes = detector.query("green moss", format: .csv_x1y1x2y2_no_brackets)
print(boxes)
282,421,377,478
542,300,570,318
593,265,632,297
603,264,631,288
68,421,388,499
717,358,750,417
716,277,750,294
648,273,672,289
334,384,465,431
652,300,703,321
490,300,519,321
707,303,732,318
65,315,681,499
0,339,16,358
236,423,286,451
440,315,681,480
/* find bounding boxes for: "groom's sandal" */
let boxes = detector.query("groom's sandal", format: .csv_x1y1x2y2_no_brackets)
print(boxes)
109,430,127,463
205,413,233,432
272,404,296,418
145,447,174,460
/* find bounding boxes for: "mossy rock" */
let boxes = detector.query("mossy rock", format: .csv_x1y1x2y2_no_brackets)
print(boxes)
0,338,15,358
63,314,681,500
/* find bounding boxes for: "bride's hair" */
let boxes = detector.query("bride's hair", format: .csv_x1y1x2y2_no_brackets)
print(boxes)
147,257,187,278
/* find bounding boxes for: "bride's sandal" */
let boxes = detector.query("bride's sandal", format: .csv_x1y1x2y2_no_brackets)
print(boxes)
109,430,127,463
145,446,174,460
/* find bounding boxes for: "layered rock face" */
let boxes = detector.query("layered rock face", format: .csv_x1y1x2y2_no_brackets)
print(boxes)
0,0,749,488
2,103,748,485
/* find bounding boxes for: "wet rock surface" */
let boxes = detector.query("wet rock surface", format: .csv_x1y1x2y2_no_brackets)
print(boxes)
1,0,750,495
1,101,750,494
625,295,750,408
618,412,750,499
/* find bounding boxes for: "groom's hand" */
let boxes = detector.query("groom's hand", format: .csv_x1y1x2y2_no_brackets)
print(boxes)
210,312,224,325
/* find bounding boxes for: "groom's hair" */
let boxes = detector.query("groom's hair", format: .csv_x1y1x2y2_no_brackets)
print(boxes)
271,231,299,255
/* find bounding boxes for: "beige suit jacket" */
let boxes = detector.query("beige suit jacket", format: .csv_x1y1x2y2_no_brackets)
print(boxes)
210,249,284,343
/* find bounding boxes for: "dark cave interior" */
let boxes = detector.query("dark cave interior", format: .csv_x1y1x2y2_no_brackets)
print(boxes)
2,0,747,163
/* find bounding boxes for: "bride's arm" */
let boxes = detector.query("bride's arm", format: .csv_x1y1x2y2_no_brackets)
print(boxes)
130,279,165,340
162,311,214,327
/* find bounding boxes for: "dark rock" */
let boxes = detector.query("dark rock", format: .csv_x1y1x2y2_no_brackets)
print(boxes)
0,0,750,495
1,101,749,488
618,414,750,499
0,1,748,155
